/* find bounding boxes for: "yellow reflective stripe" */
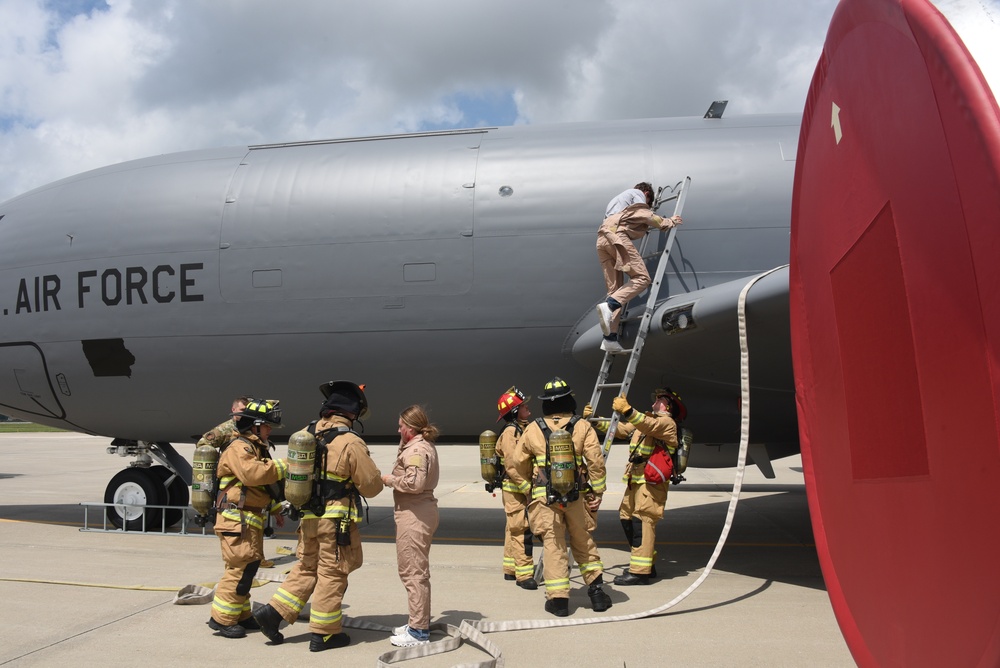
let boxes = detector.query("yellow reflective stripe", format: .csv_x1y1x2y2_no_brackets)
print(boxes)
317,471,350,482
588,474,607,493
219,508,265,530
501,479,522,492
212,596,244,616
515,565,535,577
531,487,547,500
274,587,306,613
545,577,570,592
273,459,288,480
578,560,603,574
503,557,515,568
627,411,645,426
310,607,342,625
630,555,653,568
219,475,239,487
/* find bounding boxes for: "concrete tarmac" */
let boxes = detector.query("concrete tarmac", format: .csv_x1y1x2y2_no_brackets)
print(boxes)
0,433,854,667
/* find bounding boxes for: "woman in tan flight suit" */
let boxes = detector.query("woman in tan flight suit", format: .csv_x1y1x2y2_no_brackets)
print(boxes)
382,405,441,647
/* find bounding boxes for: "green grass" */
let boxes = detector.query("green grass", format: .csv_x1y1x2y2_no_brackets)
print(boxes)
0,422,67,433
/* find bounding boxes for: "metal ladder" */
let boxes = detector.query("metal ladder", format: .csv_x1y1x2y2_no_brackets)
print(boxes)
588,176,691,458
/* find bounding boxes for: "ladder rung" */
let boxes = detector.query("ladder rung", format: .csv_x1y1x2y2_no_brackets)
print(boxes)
597,382,623,390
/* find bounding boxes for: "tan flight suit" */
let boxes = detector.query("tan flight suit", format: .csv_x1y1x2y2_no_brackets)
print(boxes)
198,418,239,450
495,420,534,582
211,432,287,627
383,434,440,632
617,410,677,575
596,203,675,332
508,414,608,600
266,416,383,636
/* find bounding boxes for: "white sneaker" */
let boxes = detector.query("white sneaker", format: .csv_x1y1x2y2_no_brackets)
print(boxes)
596,302,614,336
390,628,430,647
601,339,624,354
392,624,408,636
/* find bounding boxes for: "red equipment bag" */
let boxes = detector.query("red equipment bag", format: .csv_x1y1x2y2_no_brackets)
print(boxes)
644,447,673,484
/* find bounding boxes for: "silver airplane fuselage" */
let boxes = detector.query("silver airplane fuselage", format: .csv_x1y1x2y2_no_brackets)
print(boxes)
0,113,799,456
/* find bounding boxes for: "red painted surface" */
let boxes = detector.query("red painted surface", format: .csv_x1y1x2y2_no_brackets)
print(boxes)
790,0,1000,665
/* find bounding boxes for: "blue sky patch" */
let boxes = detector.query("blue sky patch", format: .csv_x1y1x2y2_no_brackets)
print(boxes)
423,90,519,131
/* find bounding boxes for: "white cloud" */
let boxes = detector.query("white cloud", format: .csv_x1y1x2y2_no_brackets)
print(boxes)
0,0,996,202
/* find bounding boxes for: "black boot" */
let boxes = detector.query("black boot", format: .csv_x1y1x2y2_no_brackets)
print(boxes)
208,618,246,639
516,578,538,590
504,573,516,581
238,616,261,631
252,603,285,645
650,564,658,579
588,577,613,612
309,632,351,652
544,598,569,617
613,570,651,586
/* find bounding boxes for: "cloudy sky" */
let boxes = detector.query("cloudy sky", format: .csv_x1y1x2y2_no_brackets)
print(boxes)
0,0,996,203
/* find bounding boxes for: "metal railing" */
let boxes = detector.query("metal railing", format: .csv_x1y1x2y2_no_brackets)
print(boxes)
79,501,213,536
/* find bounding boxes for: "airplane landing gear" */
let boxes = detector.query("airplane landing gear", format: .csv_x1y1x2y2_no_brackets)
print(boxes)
104,468,164,530
104,440,193,531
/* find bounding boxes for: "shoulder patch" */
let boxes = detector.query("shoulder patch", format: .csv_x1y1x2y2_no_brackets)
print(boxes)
407,454,425,467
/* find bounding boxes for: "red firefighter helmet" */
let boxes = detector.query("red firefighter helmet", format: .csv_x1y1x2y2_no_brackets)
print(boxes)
497,386,529,422
652,387,687,422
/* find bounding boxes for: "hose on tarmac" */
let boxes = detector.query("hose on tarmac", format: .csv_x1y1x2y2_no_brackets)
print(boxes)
368,266,788,667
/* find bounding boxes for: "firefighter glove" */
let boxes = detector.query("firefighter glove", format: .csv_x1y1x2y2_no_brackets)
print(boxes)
612,395,633,417
582,404,593,419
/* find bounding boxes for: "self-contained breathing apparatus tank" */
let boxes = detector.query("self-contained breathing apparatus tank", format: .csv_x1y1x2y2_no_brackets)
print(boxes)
479,430,500,492
191,444,219,526
547,428,578,503
671,426,694,484
285,429,317,508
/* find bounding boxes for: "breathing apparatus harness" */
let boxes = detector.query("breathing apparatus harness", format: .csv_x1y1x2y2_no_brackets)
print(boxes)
214,434,283,537
305,420,366,549
534,415,583,506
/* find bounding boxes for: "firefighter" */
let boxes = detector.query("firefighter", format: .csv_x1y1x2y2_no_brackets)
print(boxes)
507,377,612,617
208,399,288,639
382,405,441,647
197,395,253,450
596,183,682,353
607,388,684,585
494,387,537,589
253,381,383,652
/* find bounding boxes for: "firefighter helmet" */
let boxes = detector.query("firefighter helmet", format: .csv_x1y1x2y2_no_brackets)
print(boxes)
496,386,529,422
235,398,282,432
540,376,573,401
319,380,369,419
652,387,687,422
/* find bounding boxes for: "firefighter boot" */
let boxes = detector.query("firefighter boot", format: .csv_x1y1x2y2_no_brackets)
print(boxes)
516,578,538,590
252,603,285,645
208,618,247,639
613,570,651,586
309,632,351,652
588,577,613,612
544,598,569,617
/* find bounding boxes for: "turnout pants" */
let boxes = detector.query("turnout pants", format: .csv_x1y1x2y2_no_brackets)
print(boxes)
212,526,264,626
502,489,534,581
528,498,604,599
269,518,362,635
619,481,668,574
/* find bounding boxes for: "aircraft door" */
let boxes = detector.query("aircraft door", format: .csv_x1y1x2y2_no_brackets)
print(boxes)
0,343,65,421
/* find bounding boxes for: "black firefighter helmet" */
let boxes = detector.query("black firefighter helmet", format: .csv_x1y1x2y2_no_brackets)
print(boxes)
319,380,369,419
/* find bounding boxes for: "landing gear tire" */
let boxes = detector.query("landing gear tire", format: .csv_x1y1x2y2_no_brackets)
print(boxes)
104,468,165,531
150,465,190,528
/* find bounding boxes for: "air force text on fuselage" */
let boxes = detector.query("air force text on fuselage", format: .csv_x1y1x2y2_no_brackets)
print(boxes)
3,262,205,316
